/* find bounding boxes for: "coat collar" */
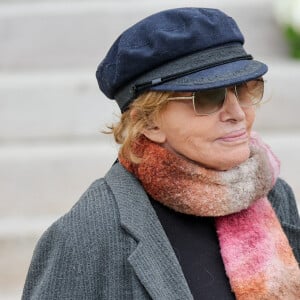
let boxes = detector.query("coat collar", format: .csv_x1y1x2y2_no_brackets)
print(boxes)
105,162,193,300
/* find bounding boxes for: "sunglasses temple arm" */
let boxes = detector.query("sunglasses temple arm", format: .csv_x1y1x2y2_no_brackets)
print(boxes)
167,96,194,100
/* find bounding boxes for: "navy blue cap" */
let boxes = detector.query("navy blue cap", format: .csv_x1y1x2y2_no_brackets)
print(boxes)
96,7,268,111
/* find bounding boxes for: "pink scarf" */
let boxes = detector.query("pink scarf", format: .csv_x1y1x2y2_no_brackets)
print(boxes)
119,133,300,299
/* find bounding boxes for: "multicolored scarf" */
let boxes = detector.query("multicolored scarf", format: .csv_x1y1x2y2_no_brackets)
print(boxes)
119,133,300,299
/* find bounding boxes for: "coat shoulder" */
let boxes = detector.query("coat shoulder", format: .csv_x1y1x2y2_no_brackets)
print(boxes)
268,178,300,264
22,177,131,299
52,177,121,248
268,177,300,226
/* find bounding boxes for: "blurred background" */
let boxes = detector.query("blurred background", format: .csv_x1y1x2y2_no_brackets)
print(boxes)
0,0,300,298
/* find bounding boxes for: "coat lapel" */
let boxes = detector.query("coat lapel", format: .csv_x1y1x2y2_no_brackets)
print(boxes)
105,162,193,300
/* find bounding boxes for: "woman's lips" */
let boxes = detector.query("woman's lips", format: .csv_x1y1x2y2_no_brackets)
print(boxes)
217,129,248,142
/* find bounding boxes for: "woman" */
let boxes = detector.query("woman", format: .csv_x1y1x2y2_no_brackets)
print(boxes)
22,7,300,300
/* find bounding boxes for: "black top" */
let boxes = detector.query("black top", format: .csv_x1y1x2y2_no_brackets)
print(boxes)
150,197,236,300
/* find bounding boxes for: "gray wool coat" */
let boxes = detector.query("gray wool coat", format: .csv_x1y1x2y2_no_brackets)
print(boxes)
22,162,300,300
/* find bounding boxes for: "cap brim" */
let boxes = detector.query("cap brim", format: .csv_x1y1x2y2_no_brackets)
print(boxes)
150,60,267,92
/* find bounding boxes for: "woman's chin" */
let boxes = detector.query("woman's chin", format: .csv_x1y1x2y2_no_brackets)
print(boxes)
198,144,251,171
215,146,251,171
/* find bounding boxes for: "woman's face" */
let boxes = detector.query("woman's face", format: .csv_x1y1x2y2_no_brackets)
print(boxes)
143,90,256,171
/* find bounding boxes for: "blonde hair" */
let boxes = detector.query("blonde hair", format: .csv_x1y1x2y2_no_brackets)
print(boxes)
106,91,174,162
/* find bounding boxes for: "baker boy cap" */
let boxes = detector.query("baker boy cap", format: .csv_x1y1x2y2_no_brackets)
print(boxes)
96,7,267,112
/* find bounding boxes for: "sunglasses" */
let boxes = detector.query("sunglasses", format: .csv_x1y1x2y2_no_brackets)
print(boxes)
167,79,264,116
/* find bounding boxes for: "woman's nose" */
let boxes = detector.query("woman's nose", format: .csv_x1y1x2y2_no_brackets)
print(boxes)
220,88,246,122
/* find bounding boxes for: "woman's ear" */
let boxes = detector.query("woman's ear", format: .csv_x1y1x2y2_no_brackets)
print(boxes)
142,125,166,144
130,109,166,144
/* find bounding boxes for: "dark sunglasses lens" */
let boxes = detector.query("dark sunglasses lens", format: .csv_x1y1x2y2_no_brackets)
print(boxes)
194,88,225,115
236,80,264,106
